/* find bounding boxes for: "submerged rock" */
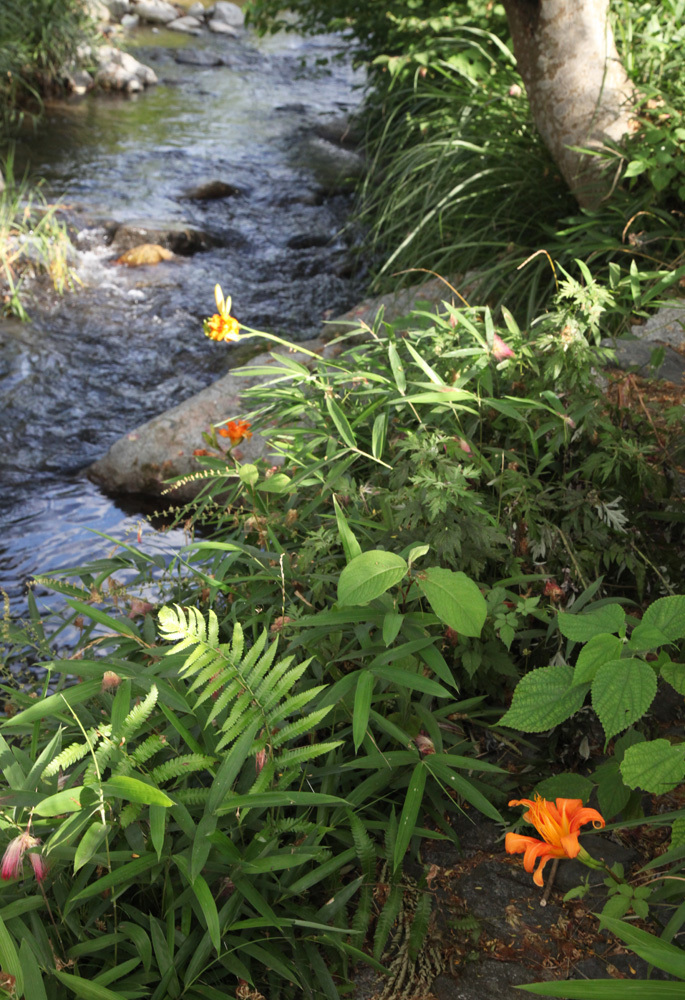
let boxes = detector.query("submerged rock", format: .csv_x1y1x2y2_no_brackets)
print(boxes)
114,244,176,266
182,180,244,200
174,48,224,66
106,221,216,255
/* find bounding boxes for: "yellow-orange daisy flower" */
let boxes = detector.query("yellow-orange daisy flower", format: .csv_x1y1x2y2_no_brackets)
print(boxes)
217,419,252,446
203,284,242,342
505,796,605,887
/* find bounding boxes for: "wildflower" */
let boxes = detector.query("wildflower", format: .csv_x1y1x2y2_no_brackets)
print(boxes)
28,851,48,882
217,419,252,446
543,579,564,602
1,832,43,881
101,671,122,693
508,84,522,98
255,749,267,775
492,334,515,361
456,437,472,455
505,796,605,887
414,733,435,756
203,284,241,342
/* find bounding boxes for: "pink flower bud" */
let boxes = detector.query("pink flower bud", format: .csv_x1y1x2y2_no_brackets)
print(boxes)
1,833,40,881
508,84,522,98
255,749,267,775
492,334,515,361
28,852,48,882
414,733,435,756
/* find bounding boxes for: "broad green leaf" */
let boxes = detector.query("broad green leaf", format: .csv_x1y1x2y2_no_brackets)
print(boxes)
2,681,102,728
382,612,404,647
337,550,407,606
572,633,624,685
371,412,388,459
257,473,293,493
620,739,685,794
558,605,625,643
591,659,657,741
662,661,685,696
325,395,356,448
120,921,152,972
535,773,594,803
393,763,426,872
415,568,486,637
642,596,685,641
388,342,406,394
597,913,685,979
34,787,84,817
174,856,220,954
207,720,260,813
238,463,259,486
353,672,374,752
20,938,47,1000
625,622,674,653
0,916,23,996
499,666,589,732
54,972,126,1000
74,821,109,873
333,495,362,563
65,854,159,910
372,665,450,698
101,776,174,807
517,982,685,998
190,813,216,883
594,762,631,819
427,763,503,822
149,804,166,861
65,599,139,638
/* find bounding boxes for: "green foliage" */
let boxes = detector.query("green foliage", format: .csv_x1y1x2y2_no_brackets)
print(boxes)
0,0,96,136
0,153,75,319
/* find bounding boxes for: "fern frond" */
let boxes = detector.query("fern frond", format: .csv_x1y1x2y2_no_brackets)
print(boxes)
266,687,327,728
204,678,244,723
130,735,167,768
84,739,116,785
270,707,333,749
172,787,211,806
374,883,403,960
276,741,343,767
119,802,142,828
150,754,216,785
231,621,244,663
42,726,106,780
259,663,312,713
119,685,158,741
349,812,376,882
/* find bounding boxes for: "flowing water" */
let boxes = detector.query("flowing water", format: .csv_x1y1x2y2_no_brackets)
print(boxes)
0,23,364,621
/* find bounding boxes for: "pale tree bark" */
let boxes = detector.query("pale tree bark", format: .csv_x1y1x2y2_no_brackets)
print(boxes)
502,0,636,208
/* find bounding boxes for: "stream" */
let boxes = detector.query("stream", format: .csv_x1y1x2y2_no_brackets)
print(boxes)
0,21,364,624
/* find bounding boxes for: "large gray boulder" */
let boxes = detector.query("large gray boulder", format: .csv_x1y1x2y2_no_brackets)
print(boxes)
208,1,244,26
133,0,179,24
87,340,326,502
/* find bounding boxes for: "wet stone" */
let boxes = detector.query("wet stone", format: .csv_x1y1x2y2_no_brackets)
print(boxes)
174,48,225,66
181,180,244,200
105,221,217,255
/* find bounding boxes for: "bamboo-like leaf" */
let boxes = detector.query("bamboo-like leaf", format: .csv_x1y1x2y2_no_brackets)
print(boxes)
19,938,47,1000
353,671,375,752
102,775,174,807
53,972,125,1000
0,916,23,996
65,854,159,911
2,681,103,728
174,855,220,954
74,821,109,873
393,763,427,872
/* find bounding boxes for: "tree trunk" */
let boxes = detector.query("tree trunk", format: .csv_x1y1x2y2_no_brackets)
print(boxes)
502,0,635,208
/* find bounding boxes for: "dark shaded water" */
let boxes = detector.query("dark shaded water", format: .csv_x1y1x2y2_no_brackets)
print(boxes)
0,25,364,617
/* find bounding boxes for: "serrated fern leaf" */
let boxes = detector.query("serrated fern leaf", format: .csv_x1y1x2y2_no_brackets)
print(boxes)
266,686,328,730
172,787,211,806
254,655,298,702
270,707,333,749
204,678,244,724
130,734,167,768
84,739,116,785
374,883,403,961
42,727,106,780
119,802,142,828
150,754,216,785
119,685,158,741
349,811,376,882
277,741,343,767
231,621,244,663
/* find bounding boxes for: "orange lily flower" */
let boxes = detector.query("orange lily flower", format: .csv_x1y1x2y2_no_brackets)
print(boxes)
204,285,241,343
217,419,252,446
505,796,605,887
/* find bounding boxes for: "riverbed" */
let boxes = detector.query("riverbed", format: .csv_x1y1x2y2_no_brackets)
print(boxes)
0,22,364,622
